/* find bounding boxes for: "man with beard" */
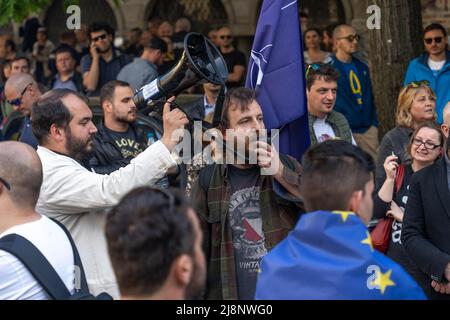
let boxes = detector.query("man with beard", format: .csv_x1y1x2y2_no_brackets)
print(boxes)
81,22,132,96
404,23,450,123
31,89,188,298
90,80,170,187
90,80,145,174
105,187,206,300
4,73,41,148
191,87,303,300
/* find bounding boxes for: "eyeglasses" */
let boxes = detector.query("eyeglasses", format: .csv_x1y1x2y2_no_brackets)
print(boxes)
7,83,32,106
412,138,441,150
92,34,107,42
305,63,324,78
0,177,11,190
407,80,430,88
219,35,232,40
337,34,361,42
424,37,443,45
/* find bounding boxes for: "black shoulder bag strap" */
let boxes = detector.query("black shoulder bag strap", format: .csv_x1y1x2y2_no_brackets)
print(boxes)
0,234,70,299
0,219,90,299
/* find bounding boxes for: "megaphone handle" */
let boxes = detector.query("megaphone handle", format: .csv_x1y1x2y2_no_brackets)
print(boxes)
168,101,194,123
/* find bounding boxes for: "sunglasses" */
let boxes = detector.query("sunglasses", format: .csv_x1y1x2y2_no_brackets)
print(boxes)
305,63,325,78
424,37,443,45
408,80,430,88
0,176,11,190
7,83,32,106
219,35,232,40
337,34,361,42
92,34,107,42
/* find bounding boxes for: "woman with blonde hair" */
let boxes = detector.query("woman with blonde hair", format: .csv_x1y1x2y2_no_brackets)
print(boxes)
376,81,436,189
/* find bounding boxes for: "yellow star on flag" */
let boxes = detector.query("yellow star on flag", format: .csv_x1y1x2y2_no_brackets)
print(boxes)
332,211,355,222
371,269,396,294
361,232,374,251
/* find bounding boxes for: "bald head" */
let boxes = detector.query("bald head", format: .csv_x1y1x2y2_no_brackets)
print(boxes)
333,24,359,57
4,73,41,116
0,141,43,209
5,73,36,92
175,18,191,33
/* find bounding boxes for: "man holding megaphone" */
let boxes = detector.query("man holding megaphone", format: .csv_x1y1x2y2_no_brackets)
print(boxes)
31,89,188,298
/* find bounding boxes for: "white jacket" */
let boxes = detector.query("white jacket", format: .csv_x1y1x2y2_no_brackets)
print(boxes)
36,141,176,298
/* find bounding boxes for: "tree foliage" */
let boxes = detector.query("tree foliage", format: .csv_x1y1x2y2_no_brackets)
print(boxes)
0,0,123,27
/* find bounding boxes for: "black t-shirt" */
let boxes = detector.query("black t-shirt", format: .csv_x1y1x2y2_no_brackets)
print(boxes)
221,50,246,88
227,165,267,300
171,31,188,62
106,126,145,160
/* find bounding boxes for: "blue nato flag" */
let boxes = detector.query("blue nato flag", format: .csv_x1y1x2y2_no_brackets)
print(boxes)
245,0,310,161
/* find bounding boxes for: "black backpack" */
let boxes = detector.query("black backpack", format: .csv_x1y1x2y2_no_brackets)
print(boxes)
0,219,113,300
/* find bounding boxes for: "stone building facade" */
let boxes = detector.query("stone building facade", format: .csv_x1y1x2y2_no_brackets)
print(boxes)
3,0,449,57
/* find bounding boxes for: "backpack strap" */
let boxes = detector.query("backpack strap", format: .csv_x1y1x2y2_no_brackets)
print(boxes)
49,218,90,293
0,234,70,300
0,218,90,299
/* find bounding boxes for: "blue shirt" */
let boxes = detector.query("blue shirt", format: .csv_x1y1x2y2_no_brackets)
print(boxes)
341,61,363,106
117,57,158,92
203,95,216,116
404,50,450,123
331,56,378,133
52,73,78,91
80,49,132,96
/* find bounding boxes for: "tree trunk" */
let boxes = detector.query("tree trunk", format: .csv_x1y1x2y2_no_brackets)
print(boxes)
367,0,423,138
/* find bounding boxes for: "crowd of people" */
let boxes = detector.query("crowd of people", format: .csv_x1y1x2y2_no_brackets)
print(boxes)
0,14,449,301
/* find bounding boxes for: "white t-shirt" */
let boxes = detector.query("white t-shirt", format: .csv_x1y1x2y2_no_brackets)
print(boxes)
0,215,75,300
428,58,446,72
312,117,357,145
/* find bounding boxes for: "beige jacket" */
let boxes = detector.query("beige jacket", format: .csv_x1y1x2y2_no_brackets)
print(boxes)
36,141,176,298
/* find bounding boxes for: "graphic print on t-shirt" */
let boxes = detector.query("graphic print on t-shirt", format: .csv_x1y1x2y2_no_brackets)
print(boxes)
229,186,267,260
108,127,145,160
229,185,267,299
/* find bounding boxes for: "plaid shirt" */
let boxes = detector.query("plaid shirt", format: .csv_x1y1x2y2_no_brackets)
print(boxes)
191,155,303,300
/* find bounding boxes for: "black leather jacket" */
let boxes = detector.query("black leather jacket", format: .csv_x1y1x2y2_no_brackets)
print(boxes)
89,122,148,175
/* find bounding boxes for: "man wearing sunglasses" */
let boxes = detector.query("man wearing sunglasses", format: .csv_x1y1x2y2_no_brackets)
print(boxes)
217,26,246,89
331,24,379,161
80,22,132,97
4,73,41,148
404,23,450,124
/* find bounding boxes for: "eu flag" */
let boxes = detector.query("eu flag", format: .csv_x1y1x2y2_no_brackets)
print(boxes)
255,211,427,300
245,0,310,161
